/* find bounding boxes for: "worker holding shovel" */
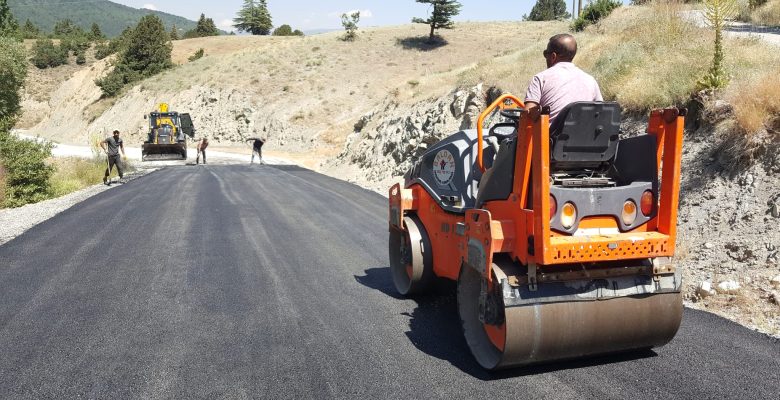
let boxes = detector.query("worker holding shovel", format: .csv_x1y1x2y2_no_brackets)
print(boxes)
100,130,126,185
246,137,265,164
196,138,209,165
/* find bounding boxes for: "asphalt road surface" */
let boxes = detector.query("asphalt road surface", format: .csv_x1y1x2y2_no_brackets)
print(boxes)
0,165,778,399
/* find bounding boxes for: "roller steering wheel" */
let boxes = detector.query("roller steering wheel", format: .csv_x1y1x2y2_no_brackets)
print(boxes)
487,107,524,140
499,107,524,123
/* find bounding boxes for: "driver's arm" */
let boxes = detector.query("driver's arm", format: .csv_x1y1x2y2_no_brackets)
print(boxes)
524,75,542,119
100,140,107,153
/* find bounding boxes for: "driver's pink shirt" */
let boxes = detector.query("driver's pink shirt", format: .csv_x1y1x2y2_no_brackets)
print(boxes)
524,62,603,125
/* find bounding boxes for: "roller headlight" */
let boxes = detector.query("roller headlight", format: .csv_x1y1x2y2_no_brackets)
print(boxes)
561,202,577,229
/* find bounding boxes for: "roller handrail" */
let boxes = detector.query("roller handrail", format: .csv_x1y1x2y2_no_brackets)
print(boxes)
476,94,524,172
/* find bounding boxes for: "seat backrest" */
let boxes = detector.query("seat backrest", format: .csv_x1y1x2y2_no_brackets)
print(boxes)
550,102,621,170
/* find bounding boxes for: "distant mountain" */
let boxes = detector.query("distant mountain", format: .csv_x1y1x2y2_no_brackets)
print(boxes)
8,0,199,37
302,28,341,36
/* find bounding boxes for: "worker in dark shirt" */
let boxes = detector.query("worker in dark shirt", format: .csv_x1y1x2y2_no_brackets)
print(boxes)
196,138,209,165
246,137,265,164
100,130,126,185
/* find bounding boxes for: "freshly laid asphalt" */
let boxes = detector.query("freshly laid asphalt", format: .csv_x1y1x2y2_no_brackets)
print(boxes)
0,165,777,399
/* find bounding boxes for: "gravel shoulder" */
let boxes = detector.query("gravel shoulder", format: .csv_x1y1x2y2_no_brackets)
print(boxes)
0,170,150,246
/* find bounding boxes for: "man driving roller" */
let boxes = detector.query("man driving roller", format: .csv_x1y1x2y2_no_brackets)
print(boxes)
524,33,603,127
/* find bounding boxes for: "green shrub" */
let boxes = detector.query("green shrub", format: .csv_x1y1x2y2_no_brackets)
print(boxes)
572,0,622,31
0,37,27,130
94,27,131,61
30,39,67,69
94,42,112,60
188,48,204,62
76,51,86,65
0,133,54,208
341,11,360,41
95,68,127,97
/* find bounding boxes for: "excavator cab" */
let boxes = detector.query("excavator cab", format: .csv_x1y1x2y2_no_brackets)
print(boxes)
389,94,685,369
142,103,196,161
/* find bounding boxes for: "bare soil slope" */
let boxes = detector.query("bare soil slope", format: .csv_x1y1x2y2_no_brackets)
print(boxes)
23,22,563,154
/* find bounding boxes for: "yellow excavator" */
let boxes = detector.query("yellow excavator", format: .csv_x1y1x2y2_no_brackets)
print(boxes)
142,103,195,161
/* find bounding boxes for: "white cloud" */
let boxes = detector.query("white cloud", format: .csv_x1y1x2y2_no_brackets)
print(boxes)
353,9,373,18
217,19,235,32
142,3,157,11
328,9,373,19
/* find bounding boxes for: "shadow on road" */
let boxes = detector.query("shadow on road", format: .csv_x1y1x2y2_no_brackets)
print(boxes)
268,164,310,172
356,267,659,380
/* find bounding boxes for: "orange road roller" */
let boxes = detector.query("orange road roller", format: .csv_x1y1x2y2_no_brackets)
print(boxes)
389,94,685,369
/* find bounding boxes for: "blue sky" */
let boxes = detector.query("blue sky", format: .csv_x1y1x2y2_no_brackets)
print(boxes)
113,1,623,32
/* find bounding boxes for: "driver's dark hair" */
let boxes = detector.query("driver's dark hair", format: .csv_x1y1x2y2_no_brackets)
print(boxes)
548,33,577,62
113,130,120,134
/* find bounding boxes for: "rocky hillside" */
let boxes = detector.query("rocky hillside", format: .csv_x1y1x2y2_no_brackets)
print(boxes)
19,21,563,163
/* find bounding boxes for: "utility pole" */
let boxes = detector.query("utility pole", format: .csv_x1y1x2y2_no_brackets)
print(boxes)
578,0,583,17
572,0,576,18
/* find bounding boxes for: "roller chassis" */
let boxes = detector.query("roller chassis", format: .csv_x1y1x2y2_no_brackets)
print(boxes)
388,95,686,369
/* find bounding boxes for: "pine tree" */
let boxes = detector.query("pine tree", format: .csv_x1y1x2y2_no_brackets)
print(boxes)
20,19,39,39
234,0,273,35
0,0,18,37
526,0,571,21
53,19,83,37
96,15,172,97
412,0,462,43
170,24,179,40
90,23,104,40
196,14,220,36
122,15,173,77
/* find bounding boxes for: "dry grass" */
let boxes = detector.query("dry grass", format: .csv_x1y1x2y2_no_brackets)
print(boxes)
724,65,780,133
48,157,106,197
752,0,780,26
48,153,136,197
580,4,711,112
